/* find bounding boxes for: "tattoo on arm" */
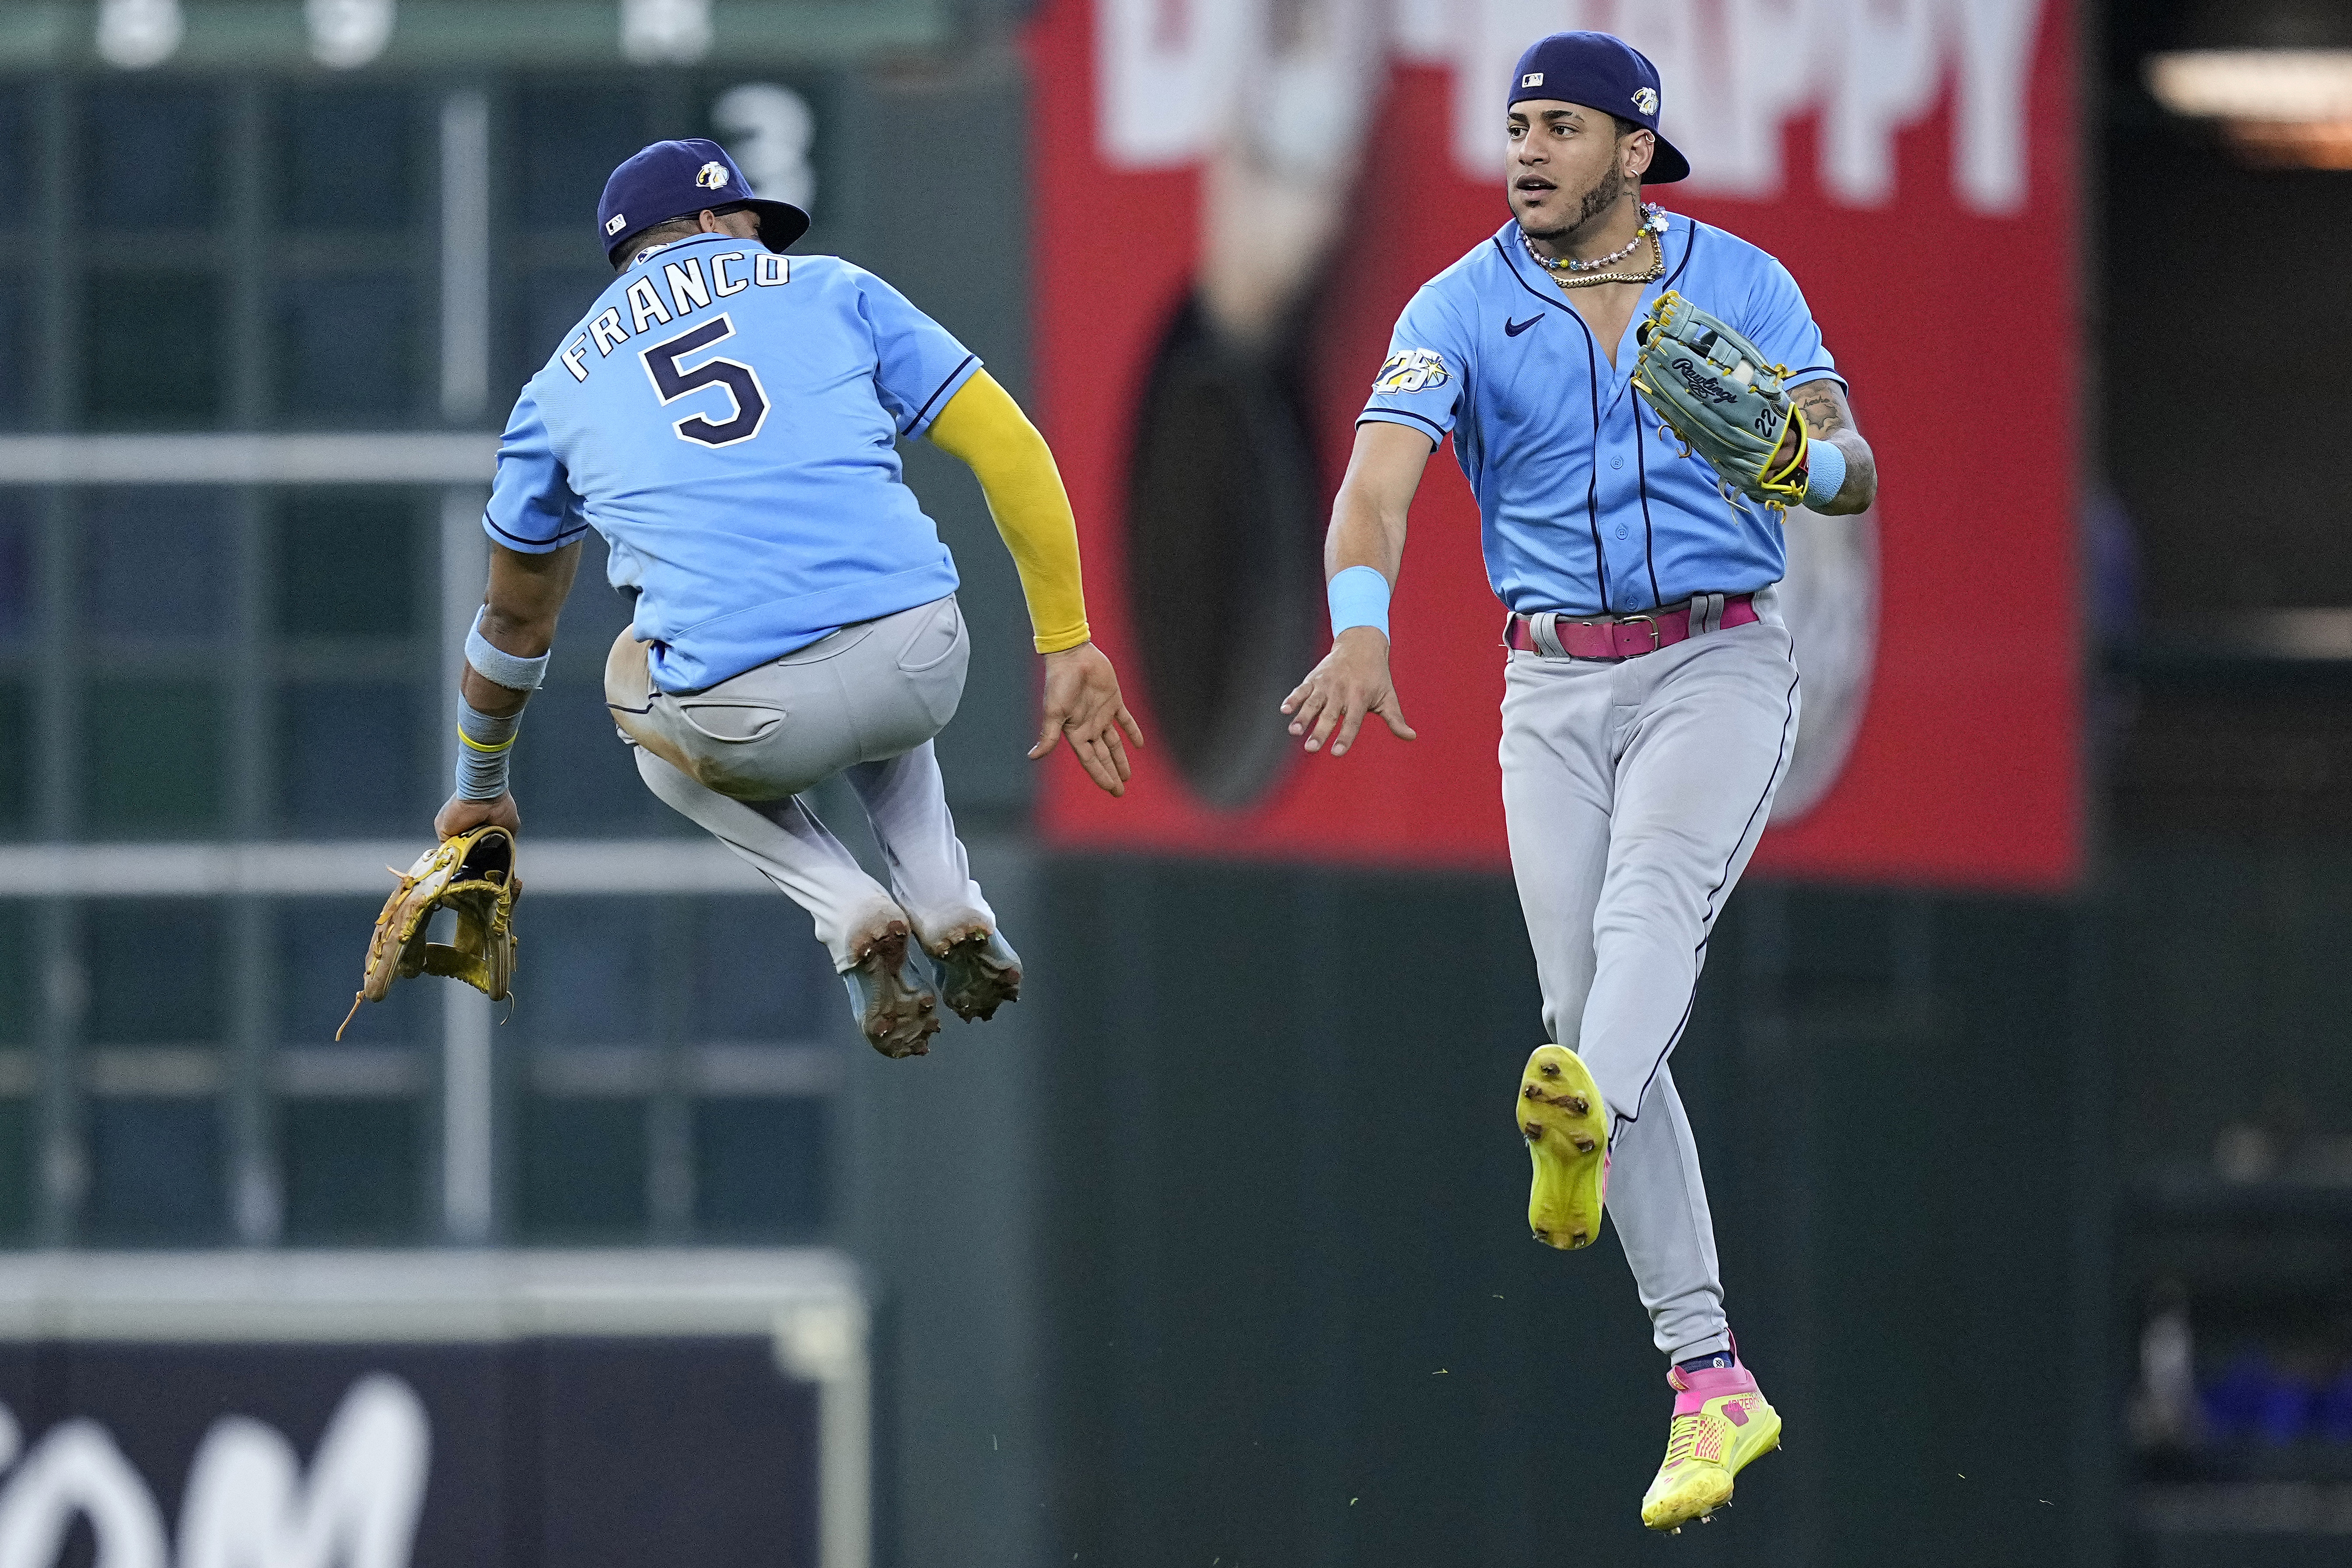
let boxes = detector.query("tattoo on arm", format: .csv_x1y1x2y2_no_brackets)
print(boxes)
1788,377,1875,513
1795,383,1847,439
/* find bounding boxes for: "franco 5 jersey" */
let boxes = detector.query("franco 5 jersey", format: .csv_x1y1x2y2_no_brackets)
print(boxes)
486,233,984,692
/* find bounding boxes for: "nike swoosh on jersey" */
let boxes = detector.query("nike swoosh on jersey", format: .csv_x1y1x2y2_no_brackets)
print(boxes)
1505,315,1543,337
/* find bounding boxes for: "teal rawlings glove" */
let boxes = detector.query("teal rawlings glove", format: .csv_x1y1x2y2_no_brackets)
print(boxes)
1630,290,1810,513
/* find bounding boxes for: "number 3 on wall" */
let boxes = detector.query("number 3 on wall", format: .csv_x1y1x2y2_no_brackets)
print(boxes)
640,315,769,446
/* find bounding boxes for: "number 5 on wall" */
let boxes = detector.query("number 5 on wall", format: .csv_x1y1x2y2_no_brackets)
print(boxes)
640,315,769,447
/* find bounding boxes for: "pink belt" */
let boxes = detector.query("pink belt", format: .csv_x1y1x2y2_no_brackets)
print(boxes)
1504,594,1758,660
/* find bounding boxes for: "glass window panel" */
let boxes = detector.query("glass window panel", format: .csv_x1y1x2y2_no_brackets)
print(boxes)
0,495,30,642
84,272,224,426
85,1099,224,1244
560,535,637,648
282,1100,420,1242
0,904,28,1043
277,273,416,423
86,679,223,833
278,683,422,836
689,898,835,1040
276,490,419,638
508,684,672,834
82,488,229,644
0,90,29,221
280,87,416,232
0,682,25,835
510,898,663,1045
85,900,223,1044
89,84,220,228
521,269,611,376
0,1099,28,1243
0,276,26,428
692,1098,827,1239
520,1096,648,1239
518,88,645,230
277,899,429,1046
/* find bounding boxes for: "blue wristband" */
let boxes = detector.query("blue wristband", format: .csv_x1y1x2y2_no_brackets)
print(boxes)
1801,441,1848,510
466,606,550,692
1327,565,1392,640
454,700,521,802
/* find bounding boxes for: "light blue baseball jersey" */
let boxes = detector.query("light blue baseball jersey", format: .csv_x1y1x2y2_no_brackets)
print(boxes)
1361,215,1842,618
486,234,984,692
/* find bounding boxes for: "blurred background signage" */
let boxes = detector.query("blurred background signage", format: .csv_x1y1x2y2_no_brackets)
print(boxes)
0,0,952,71
0,1253,864,1568
1033,0,2082,890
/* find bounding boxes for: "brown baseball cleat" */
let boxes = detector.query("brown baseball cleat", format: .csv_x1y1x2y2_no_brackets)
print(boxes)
930,927,1022,1022
842,922,939,1058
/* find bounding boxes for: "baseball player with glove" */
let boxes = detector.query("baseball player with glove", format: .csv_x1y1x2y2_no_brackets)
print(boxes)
1281,32,1877,1530
418,138,1138,1059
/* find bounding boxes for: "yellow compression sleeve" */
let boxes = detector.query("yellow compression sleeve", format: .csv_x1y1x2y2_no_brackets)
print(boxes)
925,371,1091,654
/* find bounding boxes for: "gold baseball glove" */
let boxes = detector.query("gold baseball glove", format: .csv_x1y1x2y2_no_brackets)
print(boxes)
337,825,521,1038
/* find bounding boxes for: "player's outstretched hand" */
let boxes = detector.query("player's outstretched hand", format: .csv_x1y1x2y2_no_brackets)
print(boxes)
1281,627,1417,757
1032,641,1145,798
435,791,521,840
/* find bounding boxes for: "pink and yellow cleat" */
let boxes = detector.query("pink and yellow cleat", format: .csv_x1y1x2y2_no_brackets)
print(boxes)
1519,1044,1610,1249
1639,1354,1783,1531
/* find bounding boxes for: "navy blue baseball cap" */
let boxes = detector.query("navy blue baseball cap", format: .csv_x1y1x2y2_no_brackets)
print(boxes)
597,138,811,263
1508,32,1690,185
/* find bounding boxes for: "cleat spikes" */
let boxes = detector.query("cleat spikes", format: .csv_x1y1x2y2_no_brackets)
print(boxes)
1567,1095,1589,1114
1524,1122,1544,1140
1573,1134,1596,1153
1540,1062,1561,1078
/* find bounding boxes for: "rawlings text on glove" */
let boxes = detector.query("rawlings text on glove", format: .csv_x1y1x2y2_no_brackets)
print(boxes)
1630,290,1810,514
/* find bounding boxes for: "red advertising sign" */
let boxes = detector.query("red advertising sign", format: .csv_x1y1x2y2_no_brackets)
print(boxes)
1029,0,2078,889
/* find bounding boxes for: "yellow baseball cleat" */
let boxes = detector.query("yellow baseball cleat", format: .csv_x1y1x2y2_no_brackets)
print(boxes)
1518,1044,1609,1249
1640,1357,1782,1531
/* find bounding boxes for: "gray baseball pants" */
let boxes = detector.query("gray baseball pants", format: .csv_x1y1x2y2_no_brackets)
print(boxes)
1498,594,1801,1361
606,594,996,970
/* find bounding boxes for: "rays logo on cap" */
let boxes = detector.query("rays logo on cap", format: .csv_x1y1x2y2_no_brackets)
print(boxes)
694,161,731,190
1520,71,1544,88
605,213,627,235
1632,86,1659,114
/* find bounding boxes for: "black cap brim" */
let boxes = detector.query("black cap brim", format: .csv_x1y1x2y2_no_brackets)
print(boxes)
1644,133,1691,184
746,199,811,252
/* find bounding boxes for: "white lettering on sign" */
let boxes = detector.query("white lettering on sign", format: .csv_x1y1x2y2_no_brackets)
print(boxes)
1095,0,2046,214
0,1422,168,1568
1095,0,1252,167
0,1375,429,1568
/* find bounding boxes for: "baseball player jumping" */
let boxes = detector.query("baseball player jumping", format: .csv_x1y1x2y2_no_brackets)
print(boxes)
1282,33,1877,1530
434,139,1140,1058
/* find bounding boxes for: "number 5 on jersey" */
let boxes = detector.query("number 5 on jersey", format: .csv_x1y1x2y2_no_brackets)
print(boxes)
640,315,769,447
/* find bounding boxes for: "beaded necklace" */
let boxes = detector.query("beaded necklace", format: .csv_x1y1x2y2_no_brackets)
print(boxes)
1524,203,1668,289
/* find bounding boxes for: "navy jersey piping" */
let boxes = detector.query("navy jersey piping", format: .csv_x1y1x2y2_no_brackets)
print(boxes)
1359,406,1448,441
1634,413,1662,608
902,352,977,434
1614,657,1801,1138
1493,231,1612,612
485,509,588,551
1631,222,1684,609
1660,220,1698,293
